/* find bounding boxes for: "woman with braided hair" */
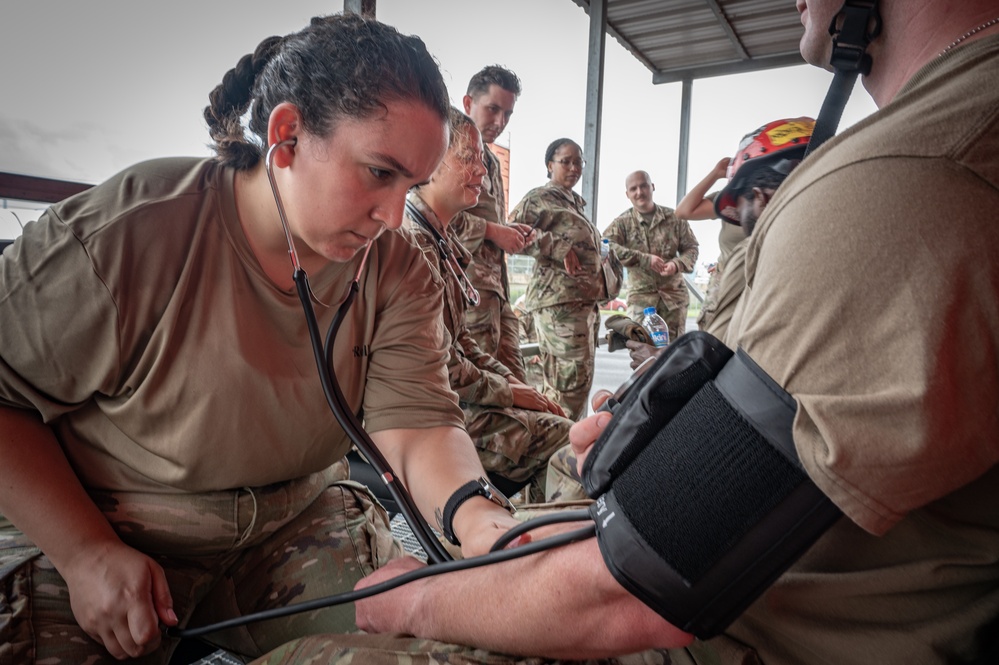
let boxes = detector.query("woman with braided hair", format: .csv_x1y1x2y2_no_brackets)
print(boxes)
0,14,519,663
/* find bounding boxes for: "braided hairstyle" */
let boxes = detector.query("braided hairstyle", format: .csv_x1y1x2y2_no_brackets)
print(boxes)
544,138,580,178
204,13,449,170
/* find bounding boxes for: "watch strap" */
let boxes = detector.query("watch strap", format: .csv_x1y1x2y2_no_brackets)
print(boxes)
436,477,516,546
438,480,488,546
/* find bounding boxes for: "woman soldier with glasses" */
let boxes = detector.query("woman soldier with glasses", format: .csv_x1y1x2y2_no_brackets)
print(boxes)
509,139,607,421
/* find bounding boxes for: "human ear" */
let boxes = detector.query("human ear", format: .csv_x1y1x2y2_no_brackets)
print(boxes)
752,187,774,217
462,94,474,115
266,102,302,168
753,187,774,205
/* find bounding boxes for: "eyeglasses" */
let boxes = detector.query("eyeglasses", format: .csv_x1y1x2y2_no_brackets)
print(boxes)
551,158,585,169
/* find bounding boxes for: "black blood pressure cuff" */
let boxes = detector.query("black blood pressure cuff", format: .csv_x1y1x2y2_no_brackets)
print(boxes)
582,332,842,639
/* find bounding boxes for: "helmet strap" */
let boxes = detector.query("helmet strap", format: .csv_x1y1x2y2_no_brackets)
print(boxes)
804,0,881,158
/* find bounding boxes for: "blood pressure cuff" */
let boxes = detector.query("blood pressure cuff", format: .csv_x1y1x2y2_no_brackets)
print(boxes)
582,331,842,638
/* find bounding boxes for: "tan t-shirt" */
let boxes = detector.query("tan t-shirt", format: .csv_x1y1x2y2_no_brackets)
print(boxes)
707,36,999,663
717,219,744,264
704,236,749,344
0,158,463,493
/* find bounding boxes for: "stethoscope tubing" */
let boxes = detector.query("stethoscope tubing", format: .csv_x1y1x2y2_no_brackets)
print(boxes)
265,138,451,564
169,518,595,639
167,140,599,642
405,199,480,307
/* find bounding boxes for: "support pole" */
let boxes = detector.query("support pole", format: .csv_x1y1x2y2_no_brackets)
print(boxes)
581,0,607,225
343,0,375,18
676,78,693,199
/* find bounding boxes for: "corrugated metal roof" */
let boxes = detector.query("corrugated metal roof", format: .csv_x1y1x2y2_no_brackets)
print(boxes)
568,0,806,83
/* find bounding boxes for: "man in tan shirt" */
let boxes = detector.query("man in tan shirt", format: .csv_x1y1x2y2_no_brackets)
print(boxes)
342,3,999,664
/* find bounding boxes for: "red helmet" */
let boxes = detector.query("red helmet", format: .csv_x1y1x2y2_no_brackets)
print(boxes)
714,117,815,225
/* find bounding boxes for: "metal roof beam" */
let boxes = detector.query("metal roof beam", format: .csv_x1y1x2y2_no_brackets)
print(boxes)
652,51,804,84
569,0,659,74
704,0,749,59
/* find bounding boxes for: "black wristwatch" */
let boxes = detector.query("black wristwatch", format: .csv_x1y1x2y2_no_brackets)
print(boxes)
436,477,517,546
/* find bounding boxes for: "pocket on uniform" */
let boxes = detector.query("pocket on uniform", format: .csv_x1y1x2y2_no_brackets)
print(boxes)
0,545,43,662
336,481,404,572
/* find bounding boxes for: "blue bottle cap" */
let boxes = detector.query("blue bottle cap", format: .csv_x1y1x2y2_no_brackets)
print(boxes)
644,306,656,315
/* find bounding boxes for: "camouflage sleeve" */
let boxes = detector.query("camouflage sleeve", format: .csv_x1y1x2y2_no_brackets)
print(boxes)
510,192,566,261
459,328,513,379
674,216,700,273
508,192,536,229
452,211,489,253
447,336,514,407
604,217,650,270
509,194,542,258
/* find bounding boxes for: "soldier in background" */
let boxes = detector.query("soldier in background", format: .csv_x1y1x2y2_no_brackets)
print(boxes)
674,157,742,332
603,171,699,342
404,108,570,504
452,65,536,381
511,138,606,422
548,119,815,502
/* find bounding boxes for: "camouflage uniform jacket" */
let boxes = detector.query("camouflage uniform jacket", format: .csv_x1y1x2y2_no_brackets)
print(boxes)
402,194,515,408
451,146,510,299
603,204,699,299
510,182,607,311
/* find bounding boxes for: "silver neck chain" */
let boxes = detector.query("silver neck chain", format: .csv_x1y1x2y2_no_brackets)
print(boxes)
941,16,999,55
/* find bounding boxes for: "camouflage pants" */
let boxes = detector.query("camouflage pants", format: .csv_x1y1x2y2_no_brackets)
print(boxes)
464,404,572,503
251,632,671,664
466,289,528,383
533,302,600,422
0,461,401,664
517,310,546,393
545,443,588,502
523,353,547,394
627,293,688,346
518,309,537,345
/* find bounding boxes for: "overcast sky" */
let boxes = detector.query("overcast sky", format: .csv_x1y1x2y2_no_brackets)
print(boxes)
0,0,878,265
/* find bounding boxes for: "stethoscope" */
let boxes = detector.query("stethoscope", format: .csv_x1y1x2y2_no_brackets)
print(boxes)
169,138,595,640
404,198,480,307
260,138,454,564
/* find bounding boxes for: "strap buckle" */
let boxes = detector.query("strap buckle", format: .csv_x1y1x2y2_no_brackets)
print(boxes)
827,0,882,75
436,477,517,546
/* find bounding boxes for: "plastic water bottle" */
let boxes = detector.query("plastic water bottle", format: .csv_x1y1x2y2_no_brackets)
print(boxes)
643,306,670,348
600,238,610,258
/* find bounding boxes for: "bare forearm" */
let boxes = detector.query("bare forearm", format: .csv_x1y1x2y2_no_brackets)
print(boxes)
364,537,691,658
676,171,723,220
371,426,511,552
0,406,119,567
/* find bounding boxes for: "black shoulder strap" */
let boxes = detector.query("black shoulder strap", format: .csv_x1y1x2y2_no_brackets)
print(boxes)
805,0,881,158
